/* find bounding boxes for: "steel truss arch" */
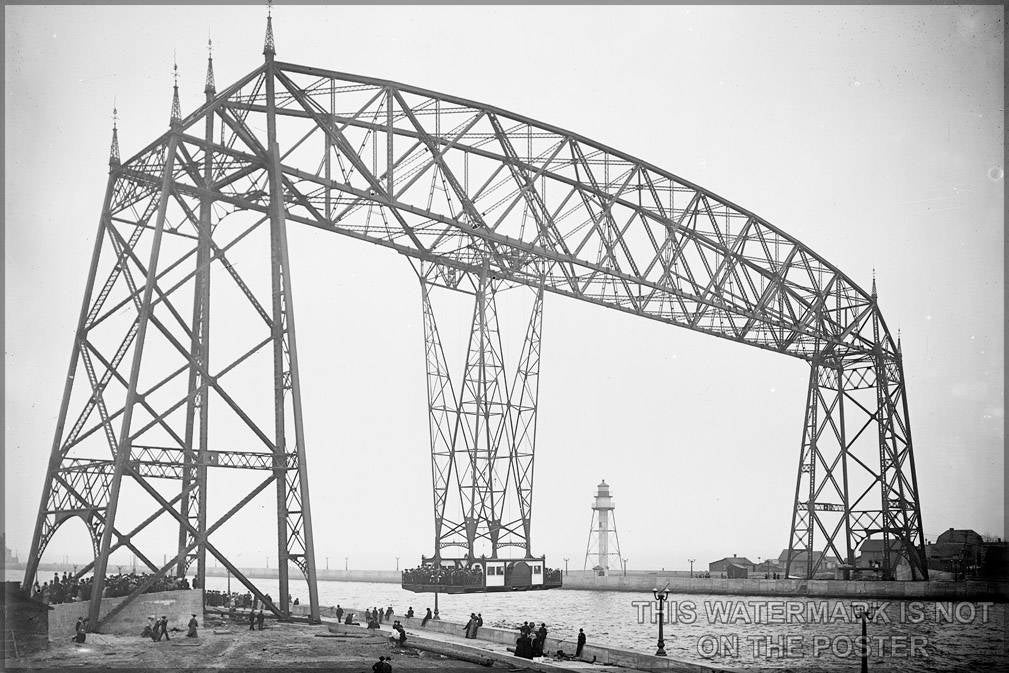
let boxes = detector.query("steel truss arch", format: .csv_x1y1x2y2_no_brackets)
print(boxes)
24,47,927,627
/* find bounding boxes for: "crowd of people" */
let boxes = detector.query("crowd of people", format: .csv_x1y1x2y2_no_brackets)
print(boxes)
463,612,483,638
204,589,259,608
31,571,191,605
513,621,549,658
401,564,484,586
402,563,563,587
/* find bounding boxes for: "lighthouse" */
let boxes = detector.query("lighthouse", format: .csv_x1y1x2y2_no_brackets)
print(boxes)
583,480,624,576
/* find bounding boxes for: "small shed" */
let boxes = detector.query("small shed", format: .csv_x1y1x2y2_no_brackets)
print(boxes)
3,581,51,657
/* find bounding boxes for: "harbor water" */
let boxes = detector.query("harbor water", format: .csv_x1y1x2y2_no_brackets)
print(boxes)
11,569,1005,670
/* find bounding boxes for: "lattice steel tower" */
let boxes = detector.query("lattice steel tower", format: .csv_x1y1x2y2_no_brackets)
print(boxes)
23,6,929,631
583,481,623,575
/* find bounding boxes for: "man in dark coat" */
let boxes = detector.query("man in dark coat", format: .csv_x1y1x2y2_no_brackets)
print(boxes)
532,623,547,657
576,628,586,658
73,618,86,644
249,610,257,630
160,616,171,641
515,631,533,659
421,608,432,627
336,605,344,622
256,610,265,630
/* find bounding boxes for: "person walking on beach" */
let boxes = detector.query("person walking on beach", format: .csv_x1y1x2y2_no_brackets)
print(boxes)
576,628,586,658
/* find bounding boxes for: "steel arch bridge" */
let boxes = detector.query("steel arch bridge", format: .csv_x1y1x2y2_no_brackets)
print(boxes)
23,22,927,627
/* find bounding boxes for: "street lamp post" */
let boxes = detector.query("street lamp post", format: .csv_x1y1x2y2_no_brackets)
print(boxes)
688,559,695,578
856,604,876,673
652,585,669,657
563,557,569,576
396,556,400,571
345,557,348,571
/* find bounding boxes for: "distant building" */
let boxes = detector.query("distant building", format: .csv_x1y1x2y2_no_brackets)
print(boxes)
777,549,842,578
927,528,1007,579
4,534,20,567
855,539,907,573
936,529,984,546
725,563,749,579
778,548,843,573
709,555,754,574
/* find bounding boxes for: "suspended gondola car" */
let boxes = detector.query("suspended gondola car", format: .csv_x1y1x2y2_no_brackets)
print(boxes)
401,556,563,594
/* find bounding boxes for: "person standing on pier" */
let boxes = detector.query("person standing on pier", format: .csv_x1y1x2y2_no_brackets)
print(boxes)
532,623,547,657
336,604,344,622
576,628,586,658
187,614,199,638
515,629,533,659
464,613,477,638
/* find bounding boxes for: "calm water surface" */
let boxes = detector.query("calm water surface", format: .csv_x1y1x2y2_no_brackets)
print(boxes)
11,569,1005,671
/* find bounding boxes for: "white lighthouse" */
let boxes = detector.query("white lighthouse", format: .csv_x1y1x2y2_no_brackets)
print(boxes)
583,480,624,576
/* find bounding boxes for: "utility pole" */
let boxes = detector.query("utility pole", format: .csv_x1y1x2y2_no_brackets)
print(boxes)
396,556,400,571
688,559,695,578
345,557,348,571
326,556,329,570
563,557,569,576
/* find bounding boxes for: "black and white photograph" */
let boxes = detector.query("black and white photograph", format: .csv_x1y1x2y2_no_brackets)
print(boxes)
3,3,1004,671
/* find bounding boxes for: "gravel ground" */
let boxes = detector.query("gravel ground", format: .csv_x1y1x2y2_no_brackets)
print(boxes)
3,616,516,672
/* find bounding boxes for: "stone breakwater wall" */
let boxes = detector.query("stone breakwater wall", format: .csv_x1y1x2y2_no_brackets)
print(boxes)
562,574,1009,600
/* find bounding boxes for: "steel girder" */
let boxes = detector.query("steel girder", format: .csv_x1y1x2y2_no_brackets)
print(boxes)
417,259,544,562
24,51,928,610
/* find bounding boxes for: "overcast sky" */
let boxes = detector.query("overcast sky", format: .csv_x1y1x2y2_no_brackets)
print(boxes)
4,4,1003,582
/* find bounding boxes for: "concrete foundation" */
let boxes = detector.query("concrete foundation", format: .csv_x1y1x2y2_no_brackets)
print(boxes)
47,589,203,640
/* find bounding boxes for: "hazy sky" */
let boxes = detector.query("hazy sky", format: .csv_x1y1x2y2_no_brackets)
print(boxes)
4,4,1003,585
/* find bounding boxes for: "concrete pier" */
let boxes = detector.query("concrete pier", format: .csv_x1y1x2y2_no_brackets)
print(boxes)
293,603,717,672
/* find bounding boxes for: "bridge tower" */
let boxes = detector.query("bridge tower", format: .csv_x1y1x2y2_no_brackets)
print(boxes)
22,3,930,625
583,480,623,576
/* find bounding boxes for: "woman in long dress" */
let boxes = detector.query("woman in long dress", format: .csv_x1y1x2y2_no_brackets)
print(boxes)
187,614,199,638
